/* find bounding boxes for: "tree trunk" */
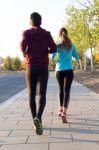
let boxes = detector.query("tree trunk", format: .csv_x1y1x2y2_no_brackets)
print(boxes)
79,59,83,70
84,54,87,71
90,48,94,73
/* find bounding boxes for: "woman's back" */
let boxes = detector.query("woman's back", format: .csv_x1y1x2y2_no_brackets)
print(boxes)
55,44,78,71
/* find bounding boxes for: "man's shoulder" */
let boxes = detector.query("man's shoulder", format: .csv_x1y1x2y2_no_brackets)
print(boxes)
22,28,31,36
39,27,51,34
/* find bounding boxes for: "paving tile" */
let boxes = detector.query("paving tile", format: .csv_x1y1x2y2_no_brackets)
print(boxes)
0,130,11,137
10,129,50,136
0,144,48,150
27,134,72,143
0,136,27,144
72,134,99,143
49,143,99,150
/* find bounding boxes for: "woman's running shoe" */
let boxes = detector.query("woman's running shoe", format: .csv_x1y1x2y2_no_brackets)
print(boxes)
61,112,68,123
58,109,63,117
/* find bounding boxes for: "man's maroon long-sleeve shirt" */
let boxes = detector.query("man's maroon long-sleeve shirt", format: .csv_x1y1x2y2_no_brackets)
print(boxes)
20,27,56,67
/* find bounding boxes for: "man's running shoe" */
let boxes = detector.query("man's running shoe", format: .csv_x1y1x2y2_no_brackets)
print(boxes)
34,117,43,135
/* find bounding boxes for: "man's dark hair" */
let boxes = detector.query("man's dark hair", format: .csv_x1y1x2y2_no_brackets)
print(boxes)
30,12,42,26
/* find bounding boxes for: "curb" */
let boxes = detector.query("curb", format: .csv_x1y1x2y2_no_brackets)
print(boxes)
0,88,27,110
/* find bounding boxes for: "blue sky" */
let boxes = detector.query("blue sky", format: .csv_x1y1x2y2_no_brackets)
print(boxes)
0,0,86,60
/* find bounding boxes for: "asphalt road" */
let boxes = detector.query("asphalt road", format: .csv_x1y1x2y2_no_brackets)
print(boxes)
0,73,26,104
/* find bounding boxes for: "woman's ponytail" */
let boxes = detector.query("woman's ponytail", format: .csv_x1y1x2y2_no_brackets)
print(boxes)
59,28,72,50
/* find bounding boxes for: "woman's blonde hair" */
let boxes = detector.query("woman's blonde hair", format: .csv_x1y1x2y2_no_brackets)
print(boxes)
59,28,72,50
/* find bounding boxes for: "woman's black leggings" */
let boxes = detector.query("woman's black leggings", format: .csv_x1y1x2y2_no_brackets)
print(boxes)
26,66,48,121
56,69,74,109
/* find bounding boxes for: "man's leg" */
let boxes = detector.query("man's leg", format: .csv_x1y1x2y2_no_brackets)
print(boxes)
37,68,48,121
26,67,37,119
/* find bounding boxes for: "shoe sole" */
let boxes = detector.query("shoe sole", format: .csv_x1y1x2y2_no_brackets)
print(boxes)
61,116,68,123
34,118,43,135
58,113,62,117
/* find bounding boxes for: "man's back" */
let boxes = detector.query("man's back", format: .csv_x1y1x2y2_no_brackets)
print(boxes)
20,27,56,66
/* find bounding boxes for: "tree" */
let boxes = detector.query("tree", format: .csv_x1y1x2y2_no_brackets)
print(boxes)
76,0,99,72
21,61,26,70
64,0,99,72
12,57,21,71
3,56,22,71
3,56,13,70
65,7,89,69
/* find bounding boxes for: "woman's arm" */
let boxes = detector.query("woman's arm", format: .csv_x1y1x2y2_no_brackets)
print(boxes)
72,44,79,61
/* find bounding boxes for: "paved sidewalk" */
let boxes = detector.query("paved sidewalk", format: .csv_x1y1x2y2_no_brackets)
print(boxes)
0,72,99,150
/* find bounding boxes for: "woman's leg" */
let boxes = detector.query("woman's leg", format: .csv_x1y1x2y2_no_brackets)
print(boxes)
63,70,74,111
56,71,64,111
61,70,73,123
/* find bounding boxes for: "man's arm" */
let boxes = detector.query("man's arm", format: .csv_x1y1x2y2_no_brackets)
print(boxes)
20,31,29,57
47,32,56,53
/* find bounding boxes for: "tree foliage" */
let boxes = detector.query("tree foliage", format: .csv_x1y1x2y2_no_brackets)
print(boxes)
64,0,99,70
12,57,21,71
3,56,23,71
4,56,12,70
